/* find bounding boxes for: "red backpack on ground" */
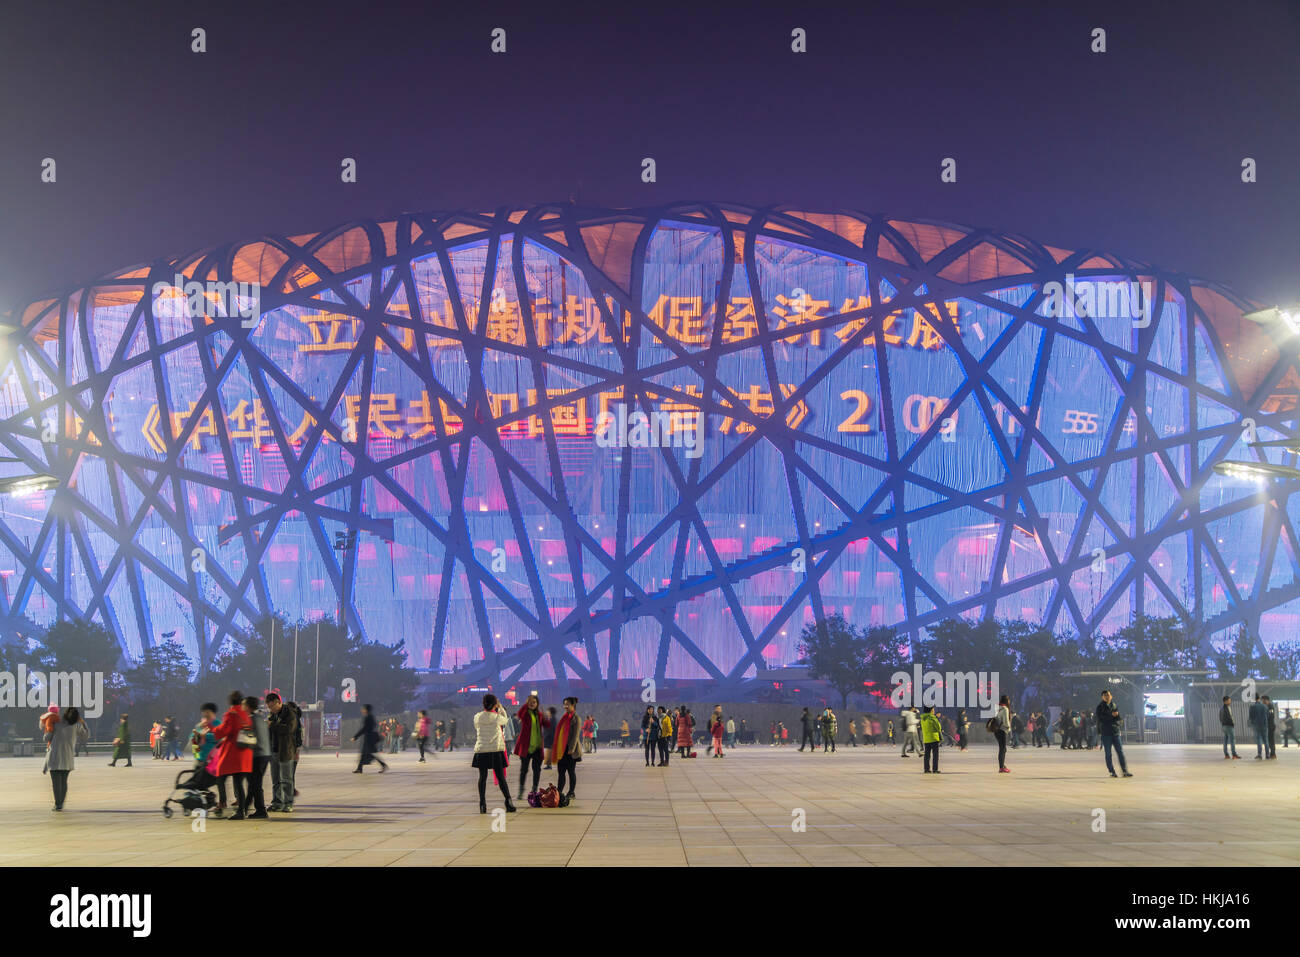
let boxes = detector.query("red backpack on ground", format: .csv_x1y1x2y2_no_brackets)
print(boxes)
538,785,561,808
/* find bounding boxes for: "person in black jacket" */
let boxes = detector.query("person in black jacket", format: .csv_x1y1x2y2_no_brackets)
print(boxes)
1219,695,1239,759
798,707,815,752
351,704,388,773
1262,696,1277,759
1096,691,1132,777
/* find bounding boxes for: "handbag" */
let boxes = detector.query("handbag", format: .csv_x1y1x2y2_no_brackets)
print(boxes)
237,726,258,748
539,784,560,808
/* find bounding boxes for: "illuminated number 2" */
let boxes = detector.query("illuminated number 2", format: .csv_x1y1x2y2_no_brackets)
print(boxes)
838,390,873,433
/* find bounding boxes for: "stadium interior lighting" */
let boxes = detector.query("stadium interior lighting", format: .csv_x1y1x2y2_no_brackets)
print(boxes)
1213,460,1300,481
1243,305,1300,334
0,474,60,496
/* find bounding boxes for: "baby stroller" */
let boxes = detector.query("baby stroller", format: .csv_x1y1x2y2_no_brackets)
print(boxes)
162,764,218,818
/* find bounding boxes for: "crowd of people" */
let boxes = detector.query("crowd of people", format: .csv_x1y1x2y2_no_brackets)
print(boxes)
36,690,1294,815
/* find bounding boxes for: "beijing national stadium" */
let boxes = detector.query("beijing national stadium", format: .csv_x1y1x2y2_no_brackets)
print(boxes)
2,203,1297,699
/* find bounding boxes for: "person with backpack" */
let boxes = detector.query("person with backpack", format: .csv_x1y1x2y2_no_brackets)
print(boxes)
266,693,299,812
991,695,1011,773
920,705,943,773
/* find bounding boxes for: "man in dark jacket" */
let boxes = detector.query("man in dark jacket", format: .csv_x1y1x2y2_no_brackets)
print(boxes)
352,704,388,773
1262,696,1278,759
798,707,816,752
1248,697,1269,759
1219,696,1239,759
1096,691,1132,777
266,692,299,811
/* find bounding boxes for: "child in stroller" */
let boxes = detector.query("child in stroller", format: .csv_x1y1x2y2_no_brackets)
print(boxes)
162,702,223,818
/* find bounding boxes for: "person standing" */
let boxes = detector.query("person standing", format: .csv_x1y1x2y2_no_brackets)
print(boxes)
243,696,271,819
1096,690,1132,778
620,719,630,748
994,695,1011,773
641,706,659,767
44,707,89,811
551,696,583,802
447,717,458,752
1219,696,1240,760
434,719,445,751
266,693,298,811
472,694,517,814
543,707,557,769
710,710,725,757
352,704,388,773
658,706,673,766
798,707,815,752
515,694,550,798
209,691,253,819
1263,696,1278,759
821,707,837,753
108,714,132,767
502,709,517,757
725,716,736,749
920,706,942,773
415,710,432,762
845,715,857,748
676,707,693,757
1282,709,1298,748
1248,695,1269,759
956,708,970,751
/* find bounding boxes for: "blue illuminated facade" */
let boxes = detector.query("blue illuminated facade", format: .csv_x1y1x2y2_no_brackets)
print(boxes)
3,204,1296,696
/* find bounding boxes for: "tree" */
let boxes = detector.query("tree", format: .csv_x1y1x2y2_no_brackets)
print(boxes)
31,618,129,714
797,613,871,708
1265,639,1300,681
123,640,193,719
1105,616,1204,673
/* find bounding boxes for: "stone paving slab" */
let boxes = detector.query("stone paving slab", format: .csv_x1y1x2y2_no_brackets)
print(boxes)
2,743,1296,866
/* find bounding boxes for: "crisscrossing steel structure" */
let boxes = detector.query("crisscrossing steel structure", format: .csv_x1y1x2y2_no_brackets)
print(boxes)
2,203,1297,696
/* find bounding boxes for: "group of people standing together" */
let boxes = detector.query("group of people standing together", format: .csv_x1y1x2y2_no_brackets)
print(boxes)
468,692,585,811
639,705,729,765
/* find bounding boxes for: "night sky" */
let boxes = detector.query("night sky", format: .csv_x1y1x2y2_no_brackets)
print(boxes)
1,0,1296,316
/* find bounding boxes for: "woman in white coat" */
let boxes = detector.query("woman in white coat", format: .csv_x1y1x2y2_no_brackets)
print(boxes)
44,706,89,811
472,694,517,814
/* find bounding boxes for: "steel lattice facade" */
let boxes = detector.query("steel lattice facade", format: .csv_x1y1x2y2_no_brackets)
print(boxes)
3,203,1298,696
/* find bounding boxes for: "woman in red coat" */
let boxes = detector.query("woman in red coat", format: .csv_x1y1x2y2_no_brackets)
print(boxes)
513,693,550,800
207,690,253,819
676,707,694,756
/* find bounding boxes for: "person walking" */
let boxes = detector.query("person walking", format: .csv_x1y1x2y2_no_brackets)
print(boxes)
472,694,517,814
447,717,458,752
1095,690,1132,777
1248,696,1269,759
845,715,857,747
798,707,816,752
415,710,432,762
994,695,1011,773
1219,696,1240,759
920,705,942,773
352,704,388,773
44,707,89,811
209,691,254,819
515,694,550,798
551,696,583,802
900,707,922,758
108,714,132,767
266,693,298,812
242,696,271,819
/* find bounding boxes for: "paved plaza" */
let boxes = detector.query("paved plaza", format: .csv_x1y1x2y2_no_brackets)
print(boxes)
2,742,1296,866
